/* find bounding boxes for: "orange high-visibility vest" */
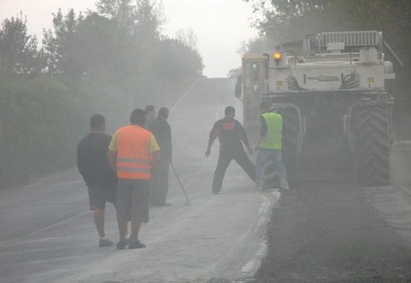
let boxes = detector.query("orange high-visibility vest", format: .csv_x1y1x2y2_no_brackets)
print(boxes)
116,125,152,180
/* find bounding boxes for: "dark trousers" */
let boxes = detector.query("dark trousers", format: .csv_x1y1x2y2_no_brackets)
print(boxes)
150,159,170,205
212,149,256,193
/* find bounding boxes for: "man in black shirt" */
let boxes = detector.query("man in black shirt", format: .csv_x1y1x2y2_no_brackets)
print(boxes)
205,106,256,194
144,105,156,130
150,107,173,206
77,114,118,247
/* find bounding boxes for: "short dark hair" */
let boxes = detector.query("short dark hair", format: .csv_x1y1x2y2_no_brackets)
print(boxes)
225,106,235,115
259,101,272,111
145,105,155,113
130,108,147,125
90,114,105,128
158,107,169,119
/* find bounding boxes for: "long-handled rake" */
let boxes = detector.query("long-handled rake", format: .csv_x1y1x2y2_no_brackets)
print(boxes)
170,162,191,205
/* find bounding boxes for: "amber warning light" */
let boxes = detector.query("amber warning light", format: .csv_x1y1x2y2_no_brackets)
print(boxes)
273,52,282,62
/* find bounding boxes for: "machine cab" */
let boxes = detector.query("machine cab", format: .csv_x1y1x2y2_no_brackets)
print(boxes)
235,53,268,99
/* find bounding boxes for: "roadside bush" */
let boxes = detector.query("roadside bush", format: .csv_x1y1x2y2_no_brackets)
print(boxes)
0,75,91,187
0,72,192,189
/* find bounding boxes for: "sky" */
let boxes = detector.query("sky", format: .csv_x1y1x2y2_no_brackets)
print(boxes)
0,0,259,78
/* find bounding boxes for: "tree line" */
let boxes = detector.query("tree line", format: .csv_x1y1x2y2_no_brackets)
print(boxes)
0,0,204,188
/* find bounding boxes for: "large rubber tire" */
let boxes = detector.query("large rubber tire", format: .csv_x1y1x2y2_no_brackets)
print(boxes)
262,108,299,188
352,106,391,186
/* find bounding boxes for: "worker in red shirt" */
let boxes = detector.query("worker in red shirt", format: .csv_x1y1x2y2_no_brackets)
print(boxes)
206,106,256,194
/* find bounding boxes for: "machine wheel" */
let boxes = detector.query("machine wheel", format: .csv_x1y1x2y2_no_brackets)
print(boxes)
262,108,299,188
351,106,391,186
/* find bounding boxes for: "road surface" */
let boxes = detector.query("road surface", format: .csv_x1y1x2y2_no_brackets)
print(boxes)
255,183,411,282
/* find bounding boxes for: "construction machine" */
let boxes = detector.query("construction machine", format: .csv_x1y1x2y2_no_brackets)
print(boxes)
235,31,396,187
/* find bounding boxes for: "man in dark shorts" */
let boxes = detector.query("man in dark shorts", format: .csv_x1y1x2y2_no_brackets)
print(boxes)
205,106,256,194
77,114,118,247
107,108,160,250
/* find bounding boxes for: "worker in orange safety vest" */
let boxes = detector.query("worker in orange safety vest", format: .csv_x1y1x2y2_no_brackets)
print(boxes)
107,108,160,250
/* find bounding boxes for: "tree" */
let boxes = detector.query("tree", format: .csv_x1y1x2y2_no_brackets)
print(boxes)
175,29,198,51
0,13,40,76
41,0,203,104
96,0,136,24
244,0,356,44
42,9,85,77
155,37,203,78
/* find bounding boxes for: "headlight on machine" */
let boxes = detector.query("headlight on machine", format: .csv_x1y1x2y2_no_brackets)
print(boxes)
273,52,282,62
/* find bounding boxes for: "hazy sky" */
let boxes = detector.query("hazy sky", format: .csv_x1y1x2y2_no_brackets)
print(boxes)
0,0,259,77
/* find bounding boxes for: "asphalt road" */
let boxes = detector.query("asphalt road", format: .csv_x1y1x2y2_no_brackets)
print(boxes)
0,78,279,283
255,183,411,283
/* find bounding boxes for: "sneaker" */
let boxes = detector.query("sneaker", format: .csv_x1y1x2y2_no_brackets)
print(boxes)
116,241,126,250
98,238,113,247
129,240,146,249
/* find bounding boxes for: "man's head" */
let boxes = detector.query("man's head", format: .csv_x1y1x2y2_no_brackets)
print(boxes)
145,105,156,120
224,106,235,117
130,108,147,126
90,114,105,132
259,101,272,112
158,107,169,120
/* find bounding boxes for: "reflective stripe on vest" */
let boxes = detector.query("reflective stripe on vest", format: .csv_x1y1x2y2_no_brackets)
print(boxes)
116,125,152,179
260,112,282,149
117,158,151,174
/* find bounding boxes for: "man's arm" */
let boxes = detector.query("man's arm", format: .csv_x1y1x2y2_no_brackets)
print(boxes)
255,115,267,150
107,150,117,172
76,143,85,176
77,141,91,184
151,150,161,170
205,122,218,157
205,137,214,157
149,133,161,169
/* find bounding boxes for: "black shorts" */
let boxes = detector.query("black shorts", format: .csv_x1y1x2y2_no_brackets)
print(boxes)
88,185,117,210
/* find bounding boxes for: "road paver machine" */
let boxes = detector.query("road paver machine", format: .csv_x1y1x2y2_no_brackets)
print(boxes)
236,31,396,187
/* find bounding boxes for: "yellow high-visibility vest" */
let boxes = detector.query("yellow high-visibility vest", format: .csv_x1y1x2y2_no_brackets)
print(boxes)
260,112,282,149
